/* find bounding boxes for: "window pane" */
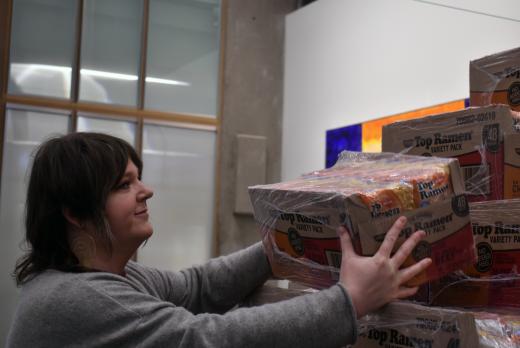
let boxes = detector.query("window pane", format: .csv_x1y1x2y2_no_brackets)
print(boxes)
8,0,78,98
79,0,142,106
139,124,216,270
77,115,137,146
145,0,220,116
0,109,69,343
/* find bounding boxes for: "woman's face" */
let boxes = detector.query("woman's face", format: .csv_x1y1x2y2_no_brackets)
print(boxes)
104,160,154,252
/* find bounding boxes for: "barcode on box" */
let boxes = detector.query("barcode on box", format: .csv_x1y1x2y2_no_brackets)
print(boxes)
462,164,490,195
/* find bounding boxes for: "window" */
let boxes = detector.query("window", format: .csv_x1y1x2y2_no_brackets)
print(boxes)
145,0,220,116
139,123,216,270
8,0,77,98
77,114,137,145
79,0,142,106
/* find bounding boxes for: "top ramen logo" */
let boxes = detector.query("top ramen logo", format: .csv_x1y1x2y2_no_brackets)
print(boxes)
508,82,520,106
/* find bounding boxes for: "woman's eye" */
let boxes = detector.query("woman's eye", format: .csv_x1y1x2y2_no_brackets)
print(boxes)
117,182,130,190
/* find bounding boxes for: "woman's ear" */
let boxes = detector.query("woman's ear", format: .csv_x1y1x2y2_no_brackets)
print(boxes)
62,207,83,229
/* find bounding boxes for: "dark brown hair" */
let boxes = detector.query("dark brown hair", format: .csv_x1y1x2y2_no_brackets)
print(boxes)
14,132,142,285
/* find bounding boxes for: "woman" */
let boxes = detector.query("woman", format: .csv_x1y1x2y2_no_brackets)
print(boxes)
7,132,431,347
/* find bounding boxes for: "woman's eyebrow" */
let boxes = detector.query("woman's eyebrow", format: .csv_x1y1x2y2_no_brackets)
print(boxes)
119,171,133,181
124,169,139,178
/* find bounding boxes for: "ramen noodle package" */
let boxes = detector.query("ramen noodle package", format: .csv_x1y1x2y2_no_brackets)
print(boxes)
353,301,520,348
415,199,520,308
249,152,474,289
470,46,520,112
382,104,520,202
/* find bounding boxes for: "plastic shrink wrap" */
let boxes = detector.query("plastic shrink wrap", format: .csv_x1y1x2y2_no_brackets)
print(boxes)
470,46,520,112
353,301,520,348
244,284,520,348
382,105,520,202
414,199,520,308
249,151,475,289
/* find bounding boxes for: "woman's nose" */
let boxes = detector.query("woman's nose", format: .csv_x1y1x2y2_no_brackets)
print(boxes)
137,182,154,201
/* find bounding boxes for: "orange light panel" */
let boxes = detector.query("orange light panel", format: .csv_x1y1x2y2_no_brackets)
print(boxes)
362,100,466,152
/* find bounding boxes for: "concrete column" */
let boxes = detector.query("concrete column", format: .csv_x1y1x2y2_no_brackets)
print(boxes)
217,0,298,255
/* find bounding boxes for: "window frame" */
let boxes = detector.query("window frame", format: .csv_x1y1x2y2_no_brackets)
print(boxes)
0,0,227,256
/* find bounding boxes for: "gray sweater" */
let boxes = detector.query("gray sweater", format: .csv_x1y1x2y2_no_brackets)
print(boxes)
7,243,357,347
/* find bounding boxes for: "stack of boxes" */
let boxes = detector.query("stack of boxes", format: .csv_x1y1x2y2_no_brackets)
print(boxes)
248,46,520,346
249,153,473,289
381,47,520,311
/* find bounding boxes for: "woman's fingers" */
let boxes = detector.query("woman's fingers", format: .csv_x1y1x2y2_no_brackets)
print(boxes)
391,230,426,266
337,226,355,257
395,286,420,299
377,216,407,258
398,257,432,284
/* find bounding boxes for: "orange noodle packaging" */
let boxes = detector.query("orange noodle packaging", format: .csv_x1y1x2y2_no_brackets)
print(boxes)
249,152,474,289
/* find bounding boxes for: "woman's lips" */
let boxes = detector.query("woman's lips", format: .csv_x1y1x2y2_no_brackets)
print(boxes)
135,209,148,217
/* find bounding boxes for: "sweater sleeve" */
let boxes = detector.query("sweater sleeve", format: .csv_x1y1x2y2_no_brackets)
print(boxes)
120,244,358,346
7,248,358,348
129,242,273,314
94,280,358,347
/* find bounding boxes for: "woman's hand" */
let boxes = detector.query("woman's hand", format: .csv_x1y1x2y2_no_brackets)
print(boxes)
337,216,432,318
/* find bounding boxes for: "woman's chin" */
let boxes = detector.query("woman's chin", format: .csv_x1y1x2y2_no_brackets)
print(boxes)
142,226,154,240
140,227,154,240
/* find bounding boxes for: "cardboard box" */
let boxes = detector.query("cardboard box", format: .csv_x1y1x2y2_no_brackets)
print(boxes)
419,199,520,308
353,301,520,348
382,105,520,202
244,286,520,347
354,301,479,348
249,152,474,289
470,46,520,112
504,133,520,199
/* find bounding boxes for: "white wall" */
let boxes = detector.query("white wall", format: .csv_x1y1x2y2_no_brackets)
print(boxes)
282,0,520,180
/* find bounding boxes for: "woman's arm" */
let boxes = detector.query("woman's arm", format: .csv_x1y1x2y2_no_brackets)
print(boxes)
96,277,357,348
7,270,357,348
128,242,272,314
